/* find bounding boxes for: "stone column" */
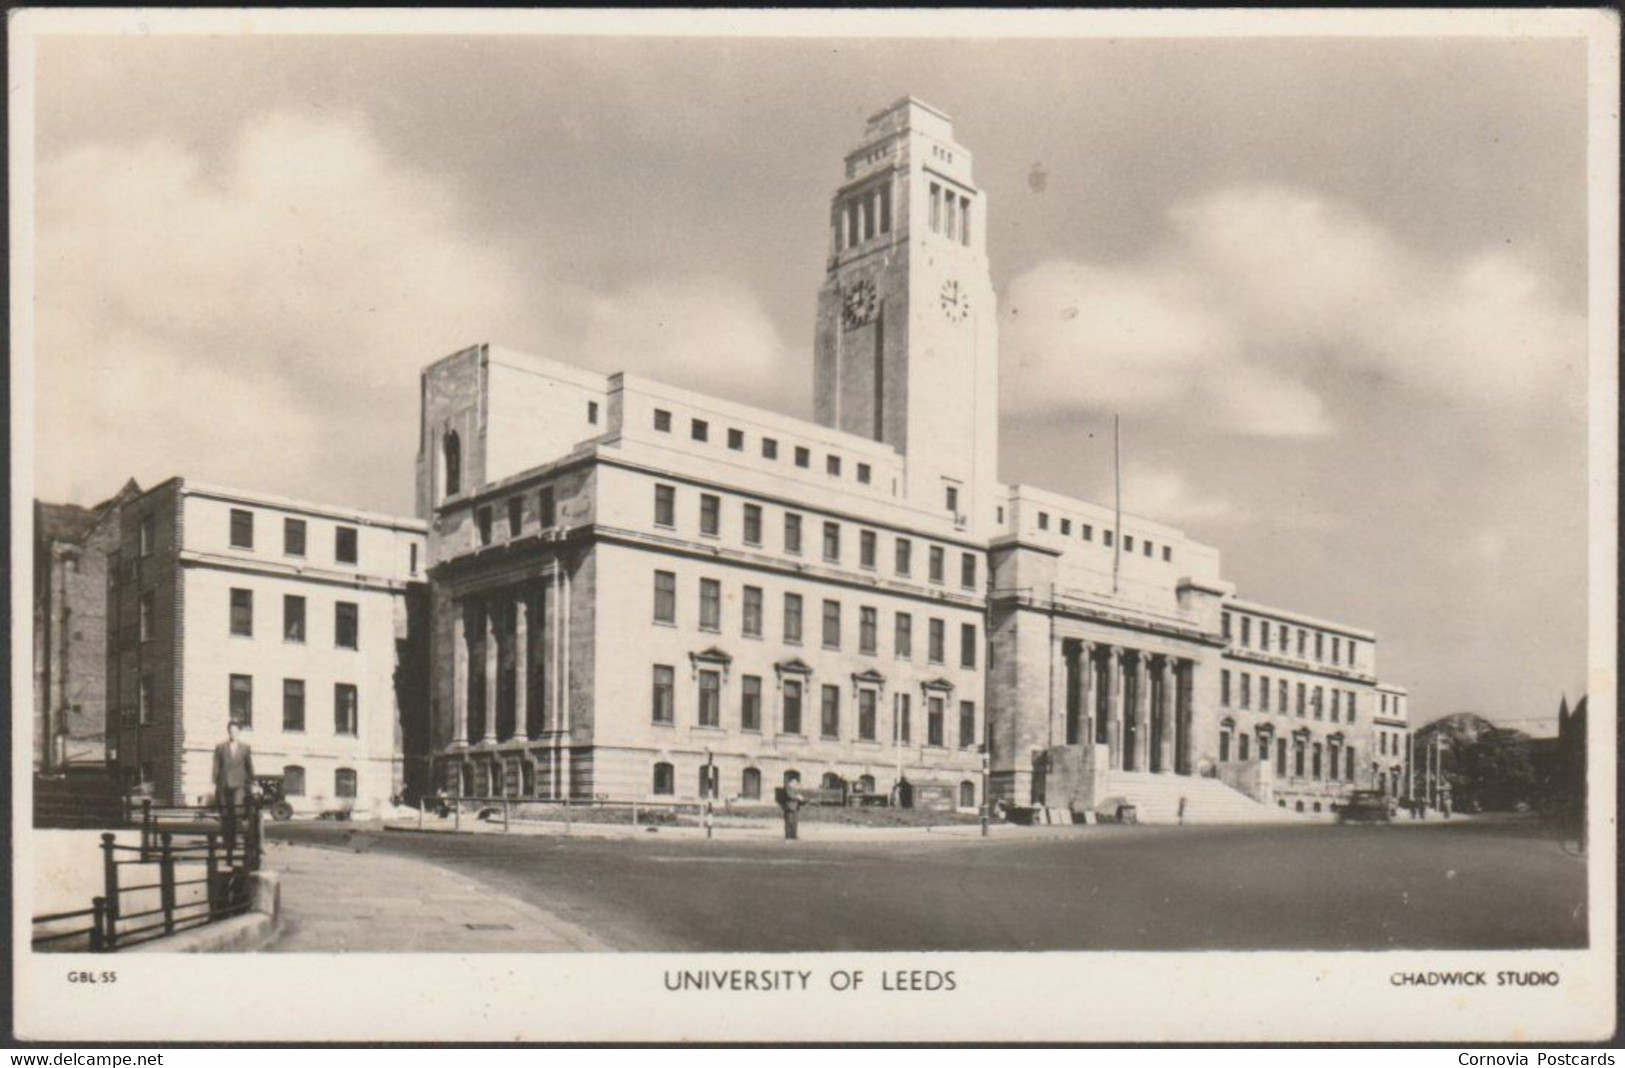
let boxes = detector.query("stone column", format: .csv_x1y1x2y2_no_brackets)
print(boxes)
1175,659,1192,775
1105,647,1123,770
1156,657,1175,774
1133,655,1152,772
1049,633,1068,749
482,598,499,745
515,589,530,740
451,601,469,747
1077,640,1095,748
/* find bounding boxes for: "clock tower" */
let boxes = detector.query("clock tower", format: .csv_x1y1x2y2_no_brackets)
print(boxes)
812,98,999,535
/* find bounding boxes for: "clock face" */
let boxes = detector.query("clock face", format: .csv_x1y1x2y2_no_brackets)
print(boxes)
841,279,877,330
940,278,969,323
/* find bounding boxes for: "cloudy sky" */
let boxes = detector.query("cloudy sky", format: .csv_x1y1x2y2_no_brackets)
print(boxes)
26,26,1593,732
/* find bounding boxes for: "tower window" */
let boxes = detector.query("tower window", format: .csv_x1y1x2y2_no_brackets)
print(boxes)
944,193,958,242
847,201,860,248
960,196,972,246
653,409,671,433
879,184,892,233
442,432,461,498
929,183,941,233
862,195,875,241
587,401,599,425
946,486,959,515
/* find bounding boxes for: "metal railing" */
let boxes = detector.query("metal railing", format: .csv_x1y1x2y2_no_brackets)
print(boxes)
137,798,262,870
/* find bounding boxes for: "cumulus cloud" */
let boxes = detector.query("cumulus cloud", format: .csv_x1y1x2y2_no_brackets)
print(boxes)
1121,463,1243,527
1001,184,1585,436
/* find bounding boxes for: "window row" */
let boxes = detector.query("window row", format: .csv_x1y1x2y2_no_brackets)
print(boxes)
228,589,360,649
1224,734,1360,782
1378,731,1410,757
1033,509,1176,564
835,181,893,251
227,508,363,567
279,764,357,799
228,676,360,735
1220,669,1359,723
653,484,979,588
927,181,972,246
653,571,977,667
476,483,559,547
1224,610,1362,668
650,413,879,487
650,666,978,748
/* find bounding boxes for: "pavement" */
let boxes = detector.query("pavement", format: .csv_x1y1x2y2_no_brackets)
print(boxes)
262,837,611,952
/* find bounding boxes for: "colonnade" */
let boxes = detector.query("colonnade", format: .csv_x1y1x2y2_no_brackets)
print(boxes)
448,574,567,750
1056,638,1195,775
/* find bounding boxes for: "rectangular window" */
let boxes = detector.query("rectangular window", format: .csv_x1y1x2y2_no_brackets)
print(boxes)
727,428,745,451
783,680,803,735
928,618,945,664
741,675,762,732
230,509,254,549
700,494,720,536
860,607,878,655
699,578,722,632
1241,673,1251,709
335,601,358,649
1259,621,1270,651
1144,540,1154,557
653,408,672,432
284,518,306,556
651,665,674,724
762,438,778,460
1279,680,1289,712
929,546,945,584
1297,682,1307,717
895,613,913,659
538,486,556,528
784,512,803,554
1060,518,1072,536
927,696,945,747
1241,617,1252,647
698,670,721,727
1313,685,1324,719
1298,629,1307,655
691,419,709,442
1162,546,1172,562
228,674,251,727
139,514,156,556
961,554,977,589
896,693,911,744
743,503,763,546
1332,636,1341,664
784,593,803,643
960,195,972,246
860,529,877,569
794,446,810,468
477,507,493,546
1124,535,1134,553
1315,632,1324,660
139,592,155,642
654,484,675,528
1223,613,1233,640
653,571,676,624
335,526,358,564
960,623,977,669
822,600,841,649
587,400,600,425
895,538,912,576
826,455,841,477
821,685,840,739
1222,669,1231,706
284,595,306,643
743,586,763,637
930,182,942,232
1347,692,1357,723
1103,530,1114,548
946,485,960,515
1082,524,1094,541
139,675,155,725
859,690,878,741
1331,690,1341,722
959,701,977,749
504,497,522,537
230,588,253,637
857,463,871,485
1037,512,1050,531
822,521,840,562
1260,675,1271,711
334,683,358,736
283,678,306,732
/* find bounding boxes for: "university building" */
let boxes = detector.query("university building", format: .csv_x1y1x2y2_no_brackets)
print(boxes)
105,478,427,811
416,97,1410,818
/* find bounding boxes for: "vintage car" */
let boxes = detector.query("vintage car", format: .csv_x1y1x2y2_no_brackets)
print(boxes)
1336,789,1393,824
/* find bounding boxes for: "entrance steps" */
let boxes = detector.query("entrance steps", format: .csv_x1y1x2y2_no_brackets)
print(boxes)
1102,771,1305,825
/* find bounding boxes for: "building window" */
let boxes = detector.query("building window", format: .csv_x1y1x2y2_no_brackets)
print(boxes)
860,607,878,655
1260,675,1271,711
283,595,306,643
857,463,872,484
139,592,155,643
860,530,877,569
822,521,840,562
335,526,358,565
929,546,945,584
1347,692,1357,723
653,571,676,624
1241,673,1252,709
228,674,251,727
335,602,359,649
230,588,253,637
858,690,878,741
538,486,556,528
699,578,722,632
282,765,305,797
698,670,721,727
928,619,945,664
1297,682,1307,717
1313,686,1325,719
784,512,803,554
741,766,762,800
1060,518,1072,536
822,600,841,649
139,514,156,556
946,485,960,516
284,518,306,557
960,623,977,669
741,675,762,732
1345,747,1356,781
1144,540,1154,557
476,507,493,546
1082,523,1094,542
283,678,306,732
1332,636,1341,664
1037,512,1049,531
691,419,709,442
1241,617,1251,648
821,685,840,739
1279,679,1288,712
1331,690,1341,722
335,768,357,799
335,683,358,736
653,762,674,796
1221,670,1231,706
743,504,763,546
774,679,803,737
959,701,977,749
1314,632,1324,660
700,494,720,537
927,696,945,747
896,694,912,744
652,666,675,724
742,585,764,637
784,593,803,644
653,409,672,432
895,538,912,576
1312,743,1323,779
655,484,676,528
1162,546,1172,562
762,437,778,460
1223,613,1233,639
225,509,254,551
1125,535,1135,553
961,554,977,590
728,428,745,451
507,497,523,536
794,446,810,468
1103,530,1114,548
895,613,913,659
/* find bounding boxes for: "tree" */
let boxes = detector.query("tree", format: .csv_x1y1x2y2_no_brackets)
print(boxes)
1450,727,1536,811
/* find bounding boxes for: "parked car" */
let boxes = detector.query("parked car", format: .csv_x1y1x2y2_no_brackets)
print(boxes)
1337,790,1392,824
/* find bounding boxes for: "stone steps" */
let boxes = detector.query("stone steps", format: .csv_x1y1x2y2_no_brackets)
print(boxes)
1102,771,1305,825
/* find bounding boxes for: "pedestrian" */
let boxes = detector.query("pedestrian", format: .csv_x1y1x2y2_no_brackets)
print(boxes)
213,720,256,859
1177,795,1187,825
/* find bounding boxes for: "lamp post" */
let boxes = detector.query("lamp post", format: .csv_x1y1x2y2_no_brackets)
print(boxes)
704,747,715,840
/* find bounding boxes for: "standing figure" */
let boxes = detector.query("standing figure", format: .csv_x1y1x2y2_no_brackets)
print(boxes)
213,721,256,858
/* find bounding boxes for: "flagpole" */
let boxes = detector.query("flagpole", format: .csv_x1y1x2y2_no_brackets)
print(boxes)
1112,414,1122,595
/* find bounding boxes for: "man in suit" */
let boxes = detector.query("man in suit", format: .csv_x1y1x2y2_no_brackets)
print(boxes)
213,720,255,858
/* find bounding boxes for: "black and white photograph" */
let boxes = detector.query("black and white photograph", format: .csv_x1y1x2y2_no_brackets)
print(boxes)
9,8,1617,1045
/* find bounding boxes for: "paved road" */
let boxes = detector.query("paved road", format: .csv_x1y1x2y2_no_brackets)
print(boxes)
268,817,1586,952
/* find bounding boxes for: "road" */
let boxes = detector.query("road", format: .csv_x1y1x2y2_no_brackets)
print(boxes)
268,817,1587,952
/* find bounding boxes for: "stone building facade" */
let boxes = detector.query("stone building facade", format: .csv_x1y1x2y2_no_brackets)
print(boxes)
106,478,427,811
416,97,1409,816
